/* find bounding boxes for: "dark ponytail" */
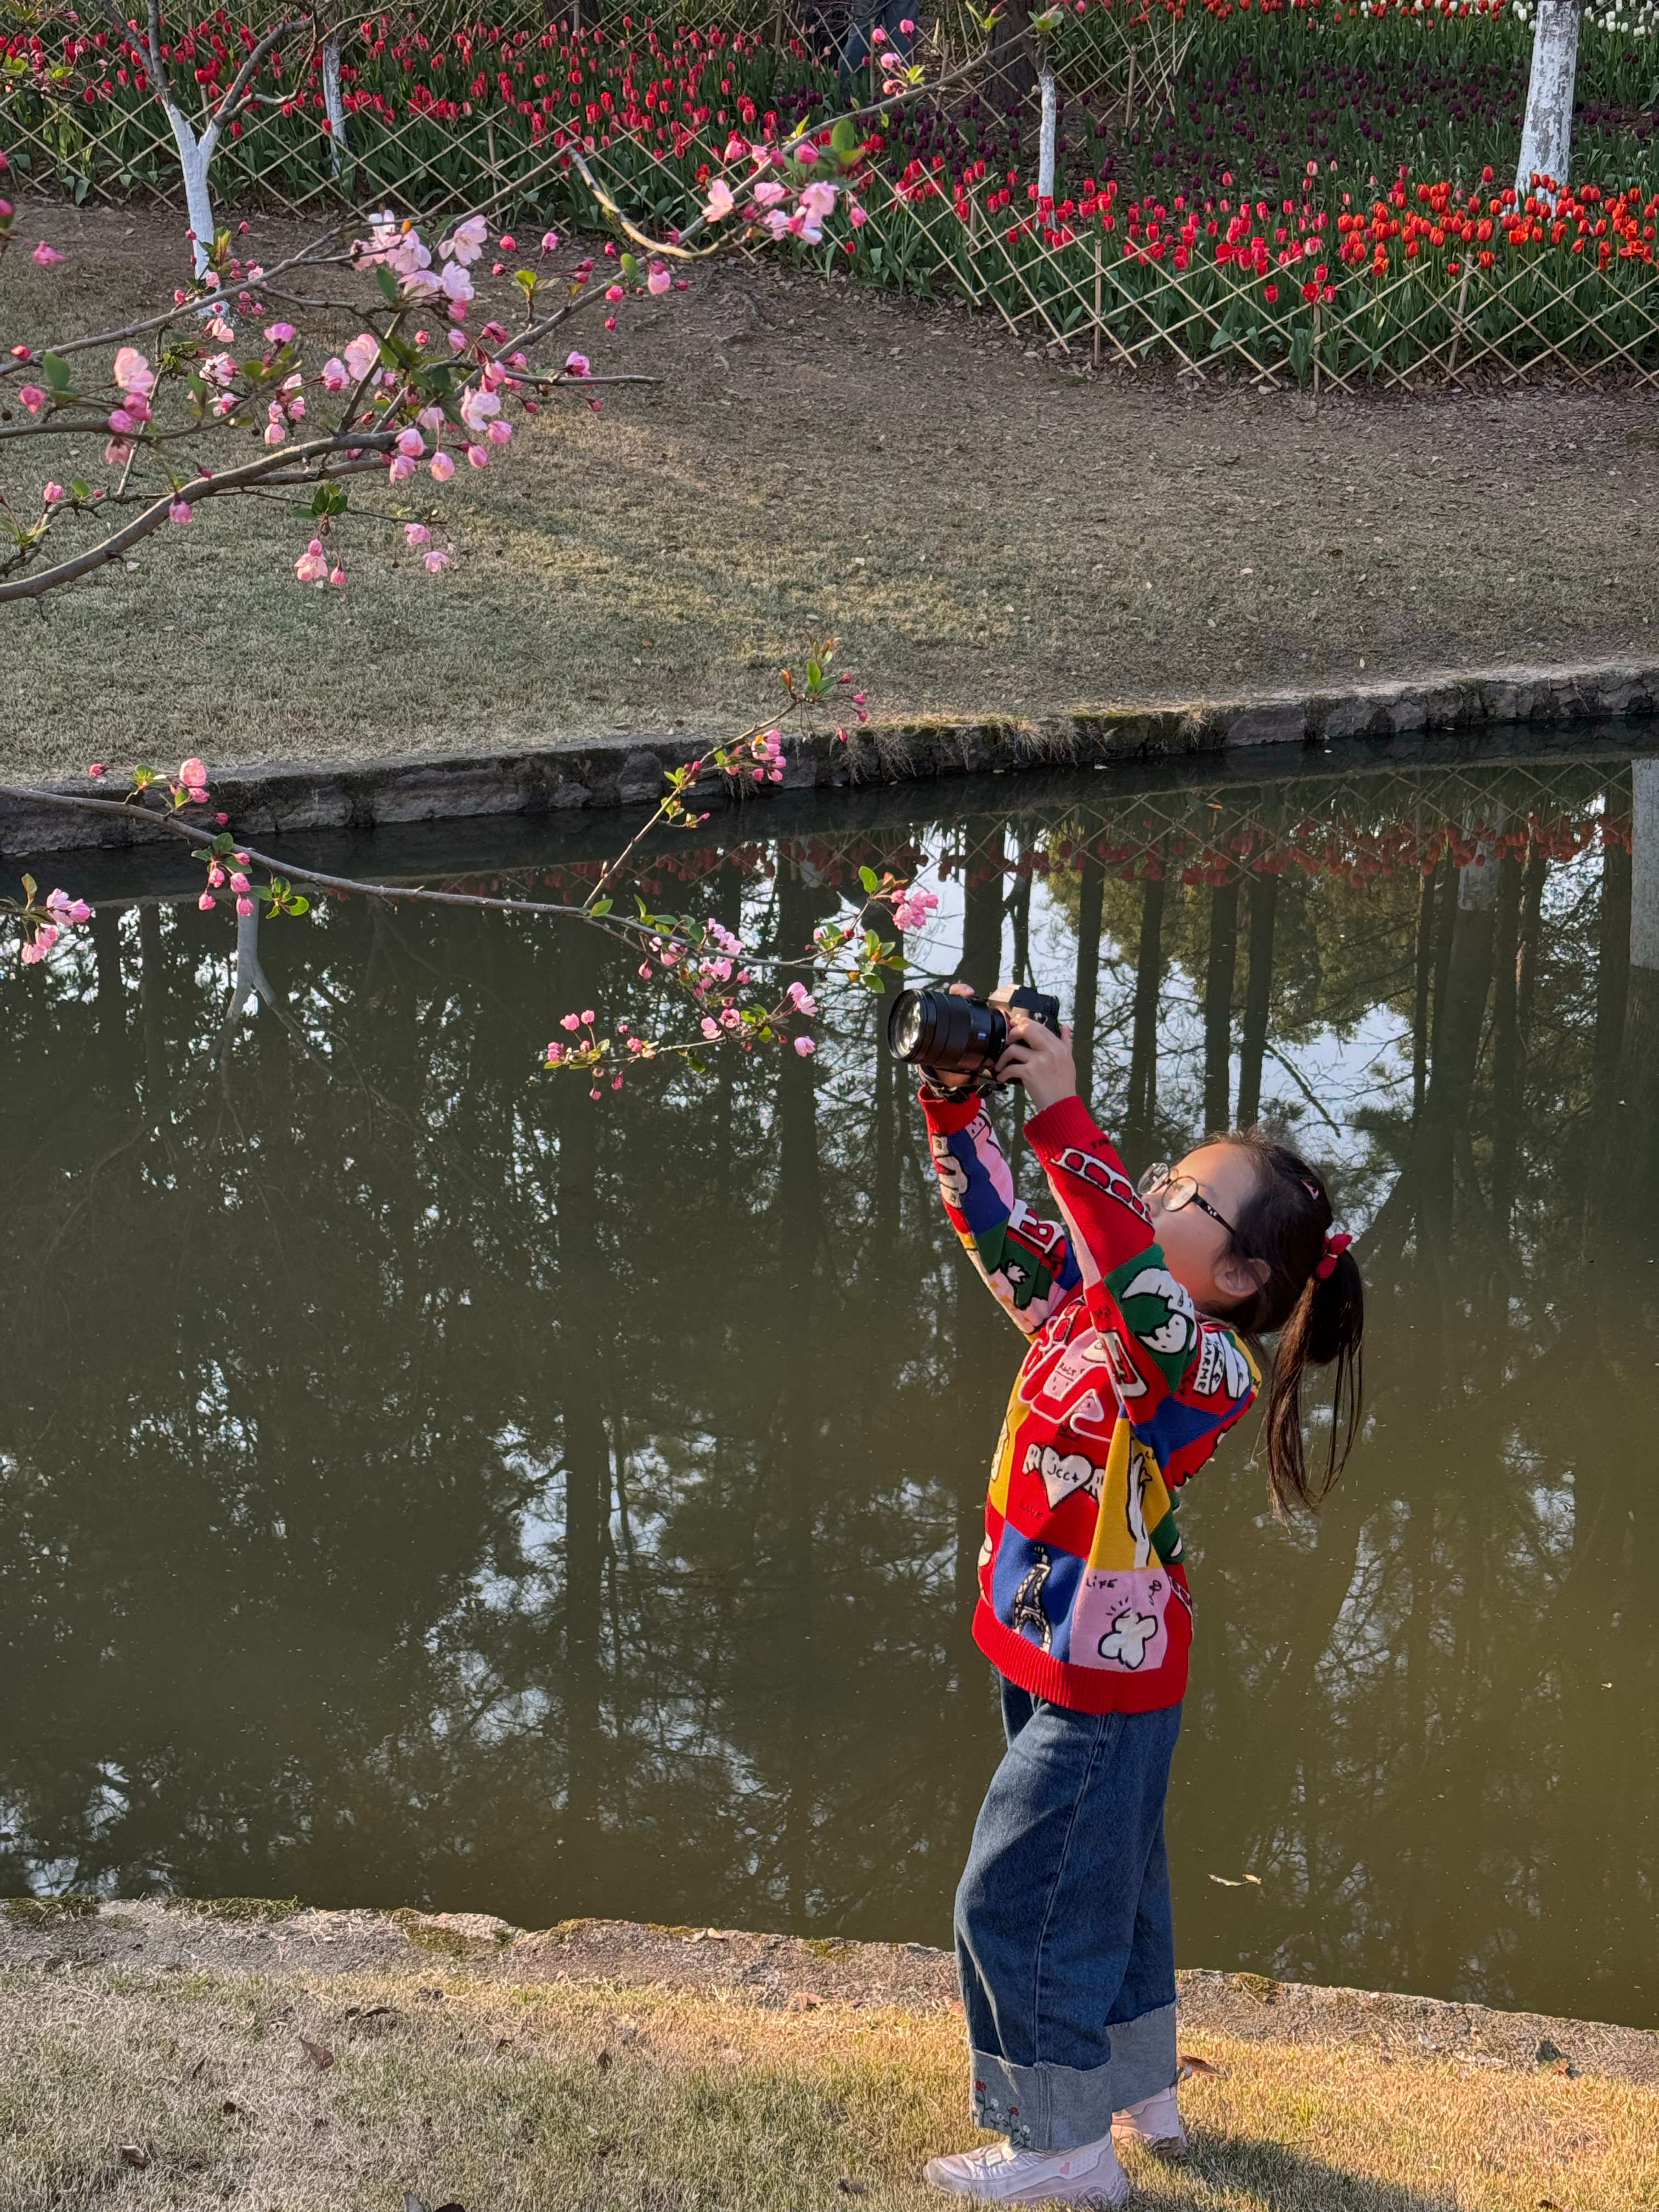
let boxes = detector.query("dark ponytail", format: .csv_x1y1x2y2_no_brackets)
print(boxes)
1218,1131,1365,1519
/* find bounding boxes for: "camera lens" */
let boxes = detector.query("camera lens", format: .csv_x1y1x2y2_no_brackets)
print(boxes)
890,991,928,1060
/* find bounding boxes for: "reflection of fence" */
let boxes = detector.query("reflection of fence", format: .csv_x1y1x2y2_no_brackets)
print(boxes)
526,757,1629,905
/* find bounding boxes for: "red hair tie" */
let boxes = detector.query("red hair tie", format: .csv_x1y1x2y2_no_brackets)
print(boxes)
1314,1227,1352,1280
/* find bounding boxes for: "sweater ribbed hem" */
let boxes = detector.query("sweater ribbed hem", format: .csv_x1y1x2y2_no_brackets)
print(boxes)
972,1597,1189,1716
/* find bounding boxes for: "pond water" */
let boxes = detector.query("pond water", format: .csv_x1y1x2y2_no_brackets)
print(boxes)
3,732,1657,2034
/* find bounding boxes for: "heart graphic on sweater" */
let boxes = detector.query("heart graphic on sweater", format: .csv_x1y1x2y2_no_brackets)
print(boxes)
1023,1442,1102,1509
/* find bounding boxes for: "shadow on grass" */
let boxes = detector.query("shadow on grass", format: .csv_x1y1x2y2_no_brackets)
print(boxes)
1130,2129,1462,2211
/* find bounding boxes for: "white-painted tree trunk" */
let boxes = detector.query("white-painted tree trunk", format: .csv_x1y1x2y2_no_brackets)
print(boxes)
1515,0,1582,200
1037,60,1057,202
322,32,349,179
165,104,221,278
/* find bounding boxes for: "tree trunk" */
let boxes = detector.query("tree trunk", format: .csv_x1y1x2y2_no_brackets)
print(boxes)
1203,869,1239,1136
321,32,349,180
165,106,219,278
988,0,1036,100
1237,868,1278,1131
1515,0,1582,198
1036,60,1058,201
1070,849,1105,1109
1123,860,1165,1172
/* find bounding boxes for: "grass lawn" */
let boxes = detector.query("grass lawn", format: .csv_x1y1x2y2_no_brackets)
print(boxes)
2,1959,1654,2212
3,202,1657,783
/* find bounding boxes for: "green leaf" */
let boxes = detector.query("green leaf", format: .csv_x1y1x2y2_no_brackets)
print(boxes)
21,873,37,901
859,864,880,895
374,267,399,306
830,117,860,159
589,896,613,917
69,478,90,500
42,352,72,391
286,894,311,916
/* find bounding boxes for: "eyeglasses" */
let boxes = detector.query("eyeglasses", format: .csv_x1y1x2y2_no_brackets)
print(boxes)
1137,1163,1238,1238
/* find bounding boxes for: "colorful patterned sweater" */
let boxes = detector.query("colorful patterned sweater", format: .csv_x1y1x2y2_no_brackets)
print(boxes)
922,1088,1260,1714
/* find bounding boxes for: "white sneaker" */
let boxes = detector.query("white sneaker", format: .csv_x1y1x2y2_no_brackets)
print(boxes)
923,2132,1131,2205
1111,2085,1188,2163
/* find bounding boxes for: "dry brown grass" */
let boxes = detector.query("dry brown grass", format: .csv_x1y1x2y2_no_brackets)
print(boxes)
0,1960,1652,2212
4,202,1659,782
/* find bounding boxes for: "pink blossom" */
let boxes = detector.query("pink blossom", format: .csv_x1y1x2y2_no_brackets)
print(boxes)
264,320,297,344
606,283,624,302
465,444,488,470
560,1012,582,1031
32,241,63,267
329,563,346,588
459,385,501,434
87,762,108,777
107,408,139,436
103,437,132,465
499,233,516,251
342,332,380,380
112,345,154,397
701,1017,721,1039
394,426,425,458
18,385,46,413
581,1009,596,1024
43,481,66,504
198,891,216,912
170,499,192,524
320,356,349,391
423,548,452,574
444,214,489,266
448,328,467,352
430,451,456,482
295,538,329,585
440,261,475,305
647,263,672,295
236,896,255,916
485,419,512,446
849,203,869,229
719,1007,741,1029
405,522,433,548
793,1036,816,1057
388,454,416,482
229,872,249,894
540,229,561,255
638,962,652,978
796,142,819,166
753,180,787,209
787,981,818,1015
179,755,207,787
702,178,736,223
564,351,590,377
22,923,59,963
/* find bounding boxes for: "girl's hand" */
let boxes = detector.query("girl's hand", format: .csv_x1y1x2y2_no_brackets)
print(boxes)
996,1009,1077,1113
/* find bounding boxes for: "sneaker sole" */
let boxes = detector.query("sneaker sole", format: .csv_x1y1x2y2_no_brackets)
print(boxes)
923,2159,1130,2206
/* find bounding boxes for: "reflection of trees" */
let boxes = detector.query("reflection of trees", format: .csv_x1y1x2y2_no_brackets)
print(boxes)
1,748,1655,2030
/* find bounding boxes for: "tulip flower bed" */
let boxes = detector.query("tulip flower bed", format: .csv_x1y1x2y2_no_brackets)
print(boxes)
3,2,1658,383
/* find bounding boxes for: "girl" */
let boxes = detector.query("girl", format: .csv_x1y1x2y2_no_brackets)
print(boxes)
918,992,1364,2206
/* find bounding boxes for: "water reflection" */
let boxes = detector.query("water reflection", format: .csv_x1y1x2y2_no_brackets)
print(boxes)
2,739,1656,2032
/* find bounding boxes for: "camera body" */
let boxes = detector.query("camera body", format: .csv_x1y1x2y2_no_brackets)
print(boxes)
886,985,1063,1091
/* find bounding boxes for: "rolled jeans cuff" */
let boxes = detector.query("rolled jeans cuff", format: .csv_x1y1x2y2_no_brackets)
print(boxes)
968,2001,1178,2153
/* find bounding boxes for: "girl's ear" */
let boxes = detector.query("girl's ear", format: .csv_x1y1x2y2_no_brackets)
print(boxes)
1215,1249,1270,1304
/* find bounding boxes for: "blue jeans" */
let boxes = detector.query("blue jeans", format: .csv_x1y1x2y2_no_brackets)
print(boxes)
953,1680,1182,2153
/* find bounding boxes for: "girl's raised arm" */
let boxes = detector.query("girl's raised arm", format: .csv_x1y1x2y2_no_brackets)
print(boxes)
918,1085,1082,1336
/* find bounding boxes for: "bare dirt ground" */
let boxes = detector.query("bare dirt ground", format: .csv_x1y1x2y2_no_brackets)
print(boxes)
3,201,1657,781
2,1902,1656,2211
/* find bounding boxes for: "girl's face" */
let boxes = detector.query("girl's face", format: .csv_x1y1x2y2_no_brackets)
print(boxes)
1142,1142,1270,1315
